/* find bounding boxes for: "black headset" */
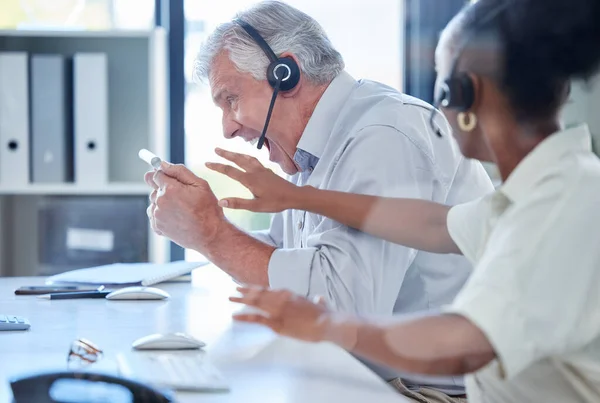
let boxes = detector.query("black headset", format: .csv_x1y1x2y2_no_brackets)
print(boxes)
233,18,301,149
430,1,510,137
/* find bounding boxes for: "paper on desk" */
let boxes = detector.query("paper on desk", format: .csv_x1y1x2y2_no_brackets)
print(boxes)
46,260,209,287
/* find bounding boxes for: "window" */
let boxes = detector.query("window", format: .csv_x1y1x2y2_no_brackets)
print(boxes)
183,0,402,261
0,0,154,30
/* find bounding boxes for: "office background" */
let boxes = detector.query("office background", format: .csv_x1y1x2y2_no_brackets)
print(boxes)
1,0,598,276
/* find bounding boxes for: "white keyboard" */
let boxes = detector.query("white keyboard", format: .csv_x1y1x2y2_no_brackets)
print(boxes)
117,352,229,392
0,315,30,331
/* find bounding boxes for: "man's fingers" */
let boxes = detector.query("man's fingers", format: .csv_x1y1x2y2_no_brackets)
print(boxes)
218,197,261,211
215,148,262,171
159,162,200,186
146,204,153,220
153,169,178,189
144,171,158,189
149,189,157,204
205,162,247,184
146,204,162,236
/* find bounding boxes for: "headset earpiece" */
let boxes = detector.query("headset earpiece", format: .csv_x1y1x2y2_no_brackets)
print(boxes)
267,56,300,91
439,73,475,112
429,2,508,138
233,18,300,92
232,18,302,149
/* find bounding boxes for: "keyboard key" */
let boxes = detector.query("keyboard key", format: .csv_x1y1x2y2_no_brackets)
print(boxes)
0,314,30,331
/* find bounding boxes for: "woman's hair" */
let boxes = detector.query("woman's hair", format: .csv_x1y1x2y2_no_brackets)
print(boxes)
458,0,600,122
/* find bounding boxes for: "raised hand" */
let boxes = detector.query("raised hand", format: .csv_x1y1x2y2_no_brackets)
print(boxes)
230,286,331,342
206,148,302,213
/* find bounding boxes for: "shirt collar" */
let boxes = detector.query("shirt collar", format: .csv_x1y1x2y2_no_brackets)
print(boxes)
294,71,357,169
500,124,593,202
294,148,319,173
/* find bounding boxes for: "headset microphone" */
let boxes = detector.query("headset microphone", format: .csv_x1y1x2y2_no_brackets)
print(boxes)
258,75,282,149
233,19,301,149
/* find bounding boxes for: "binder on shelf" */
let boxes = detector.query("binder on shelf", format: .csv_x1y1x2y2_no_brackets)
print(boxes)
0,52,30,187
30,54,74,183
73,53,108,185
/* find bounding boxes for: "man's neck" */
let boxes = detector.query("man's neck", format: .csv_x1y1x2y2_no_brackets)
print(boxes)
279,80,333,174
292,81,331,148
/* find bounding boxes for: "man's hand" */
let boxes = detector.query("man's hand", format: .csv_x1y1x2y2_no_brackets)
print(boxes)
230,286,332,343
206,148,302,213
144,162,225,251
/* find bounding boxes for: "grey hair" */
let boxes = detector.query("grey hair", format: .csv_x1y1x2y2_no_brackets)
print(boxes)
194,1,345,85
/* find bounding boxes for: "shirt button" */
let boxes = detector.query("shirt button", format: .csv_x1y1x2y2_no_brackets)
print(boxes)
297,220,304,230
308,166,314,173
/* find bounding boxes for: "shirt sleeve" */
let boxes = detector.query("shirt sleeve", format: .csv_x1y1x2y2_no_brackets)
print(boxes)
444,174,600,379
251,212,284,248
446,194,494,264
268,125,437,314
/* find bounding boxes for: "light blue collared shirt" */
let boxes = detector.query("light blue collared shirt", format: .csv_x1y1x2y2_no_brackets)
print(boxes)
253,71,494,393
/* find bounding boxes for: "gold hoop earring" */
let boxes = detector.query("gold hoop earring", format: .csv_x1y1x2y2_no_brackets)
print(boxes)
457,112,477,132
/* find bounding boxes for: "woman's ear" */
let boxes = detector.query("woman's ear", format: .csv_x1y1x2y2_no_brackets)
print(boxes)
467,72,482,112
278,52,303,98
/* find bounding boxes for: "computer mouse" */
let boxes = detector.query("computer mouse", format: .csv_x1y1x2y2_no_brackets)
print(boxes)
132,333,206,350
105,286,170,301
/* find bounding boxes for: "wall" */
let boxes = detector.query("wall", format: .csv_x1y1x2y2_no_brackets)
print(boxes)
563,75,600,152
587,76,600,152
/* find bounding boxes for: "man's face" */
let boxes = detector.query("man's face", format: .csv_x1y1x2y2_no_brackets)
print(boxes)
209,51,300,174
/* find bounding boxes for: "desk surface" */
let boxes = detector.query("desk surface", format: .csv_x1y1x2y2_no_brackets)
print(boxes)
0,265,405,402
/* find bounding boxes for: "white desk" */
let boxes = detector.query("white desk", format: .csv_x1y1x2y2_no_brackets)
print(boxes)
0,265,406,402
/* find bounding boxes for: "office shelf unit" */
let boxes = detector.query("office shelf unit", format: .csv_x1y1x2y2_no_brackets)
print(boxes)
0,29,170,276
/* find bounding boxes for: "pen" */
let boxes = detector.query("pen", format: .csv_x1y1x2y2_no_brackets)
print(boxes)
138,149,162,170
37,290,112,300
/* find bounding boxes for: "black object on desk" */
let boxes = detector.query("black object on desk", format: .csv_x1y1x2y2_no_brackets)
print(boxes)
37,290,112,300
15,285,98,295
10,370,174,403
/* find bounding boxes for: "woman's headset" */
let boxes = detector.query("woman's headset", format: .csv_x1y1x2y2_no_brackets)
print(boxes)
233,18,301,149
430,1,510,137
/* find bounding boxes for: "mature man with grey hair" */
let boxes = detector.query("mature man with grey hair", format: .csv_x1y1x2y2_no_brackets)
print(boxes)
144,1,493,401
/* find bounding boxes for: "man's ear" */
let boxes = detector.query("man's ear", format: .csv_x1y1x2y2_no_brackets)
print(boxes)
278,52,303,98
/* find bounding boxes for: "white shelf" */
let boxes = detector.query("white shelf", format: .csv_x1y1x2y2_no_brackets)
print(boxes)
0,27,169,273
0,29,154,38
0,183,150,196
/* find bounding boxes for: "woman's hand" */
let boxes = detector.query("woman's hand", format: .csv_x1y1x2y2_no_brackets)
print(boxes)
230,286,332,343
206,148,303,213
